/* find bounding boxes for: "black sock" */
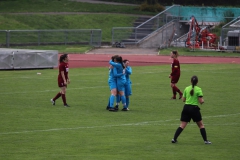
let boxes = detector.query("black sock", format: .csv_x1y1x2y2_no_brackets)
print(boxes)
200,128,207,141
173,127,183,140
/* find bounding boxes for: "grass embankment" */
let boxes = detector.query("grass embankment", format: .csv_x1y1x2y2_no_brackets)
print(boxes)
0,14,138,42
0,14,138,53
0,0,153,53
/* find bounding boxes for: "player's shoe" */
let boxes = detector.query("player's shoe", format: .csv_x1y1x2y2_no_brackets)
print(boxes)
114,105,119,111
109,107,117,112
106,106,110,110
204,140,212,144
171,97,176,100
179,93,183,99
121,108,129,111
50,99,55,105
171,139,177,143
64,104,70,107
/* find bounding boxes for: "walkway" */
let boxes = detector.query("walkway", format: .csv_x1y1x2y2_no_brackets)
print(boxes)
69,0,138,6
64,47,240,68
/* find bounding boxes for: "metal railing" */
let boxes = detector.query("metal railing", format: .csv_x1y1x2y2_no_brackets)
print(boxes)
112,5,181,45
221,17,240,50
112,5,239,47
0,29,102,47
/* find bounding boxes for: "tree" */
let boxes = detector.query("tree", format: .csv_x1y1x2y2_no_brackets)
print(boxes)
146,0,157,5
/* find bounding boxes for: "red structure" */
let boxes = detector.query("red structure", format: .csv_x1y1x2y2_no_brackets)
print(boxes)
185,16,217,49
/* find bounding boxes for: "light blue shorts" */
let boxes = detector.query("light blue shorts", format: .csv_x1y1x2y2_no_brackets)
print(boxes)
124,82,132,96
108,80,117,90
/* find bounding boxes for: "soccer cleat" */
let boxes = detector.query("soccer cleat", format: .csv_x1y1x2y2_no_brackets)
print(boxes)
114,105,119,111
109,108,117,112
171,139,177,143
171,97,176,100
204,140,212,144
64,104,70,107
179,93,183,99
106,106,110,110
50,99,55,105
121,108,129,111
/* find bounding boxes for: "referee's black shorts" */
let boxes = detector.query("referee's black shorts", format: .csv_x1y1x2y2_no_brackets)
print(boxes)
180,104,202,122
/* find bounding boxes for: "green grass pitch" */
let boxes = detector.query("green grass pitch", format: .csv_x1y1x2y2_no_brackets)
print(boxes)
0,64,240,160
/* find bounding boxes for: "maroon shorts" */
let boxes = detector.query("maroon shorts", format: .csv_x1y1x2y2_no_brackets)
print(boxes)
171,76,180,83
58,80,67,87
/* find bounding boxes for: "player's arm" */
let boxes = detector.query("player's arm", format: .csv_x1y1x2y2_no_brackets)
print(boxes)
182,97,186,102
113,67,123,77
61,71,67,85
109,60,121,68
126,66,132,75
198,96,204,104
182,89,186,102
170,65,179,76
67,77,70,84
109,65,113,70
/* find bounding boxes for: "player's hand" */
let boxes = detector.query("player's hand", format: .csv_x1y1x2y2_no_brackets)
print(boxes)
123,69,126,74
67,79,70,84
199,98,204,104
169,75,172,78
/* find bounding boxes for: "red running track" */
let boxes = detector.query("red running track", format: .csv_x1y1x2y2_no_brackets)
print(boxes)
63,54,240,68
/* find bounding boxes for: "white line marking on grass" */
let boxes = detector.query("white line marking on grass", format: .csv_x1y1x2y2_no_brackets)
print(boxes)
0,83,141,95
0,86,107,94
203,113,240,118
0,113,239,135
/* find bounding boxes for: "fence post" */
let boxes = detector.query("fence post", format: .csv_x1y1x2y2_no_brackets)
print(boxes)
6,30,10,48
90,30,93,46
135,28,137,43
220,29,223,46
100,30,102,47
38,30,40,46
65,30,68,45
111,28,114,45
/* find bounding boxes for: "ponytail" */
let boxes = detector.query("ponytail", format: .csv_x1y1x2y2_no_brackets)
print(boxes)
190,75,198,96
172,50,179,57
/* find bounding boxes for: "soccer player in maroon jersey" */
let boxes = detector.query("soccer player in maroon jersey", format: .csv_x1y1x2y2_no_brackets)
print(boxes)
51,54,70,107
169,51,183,99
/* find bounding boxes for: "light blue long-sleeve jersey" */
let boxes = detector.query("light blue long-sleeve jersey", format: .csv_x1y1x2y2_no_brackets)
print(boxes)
125,66,132,83
109,60,126,82
108,68,116,82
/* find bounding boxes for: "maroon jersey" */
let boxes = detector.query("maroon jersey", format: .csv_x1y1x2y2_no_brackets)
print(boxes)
170,58,180,77
58,62,69,87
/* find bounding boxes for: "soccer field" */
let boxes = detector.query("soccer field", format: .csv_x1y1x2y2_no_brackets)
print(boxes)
0,64,240,160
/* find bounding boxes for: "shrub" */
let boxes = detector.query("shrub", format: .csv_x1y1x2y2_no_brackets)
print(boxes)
223,10,235,23
138,1,165,12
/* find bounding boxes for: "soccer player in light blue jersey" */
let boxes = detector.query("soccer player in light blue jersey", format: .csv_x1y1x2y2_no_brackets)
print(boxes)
123,59,132,109
107,55,118,111
109,56,128,111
